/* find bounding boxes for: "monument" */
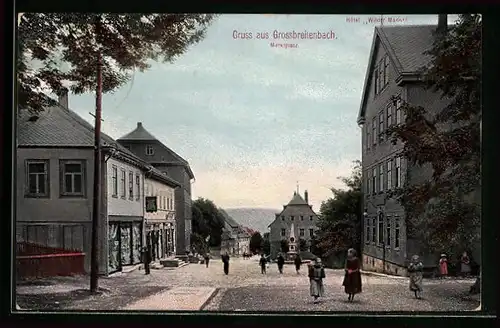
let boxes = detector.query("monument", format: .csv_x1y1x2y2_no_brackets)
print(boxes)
287,222,298,260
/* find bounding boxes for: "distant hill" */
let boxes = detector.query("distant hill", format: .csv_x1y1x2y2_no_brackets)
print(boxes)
224,208,279,234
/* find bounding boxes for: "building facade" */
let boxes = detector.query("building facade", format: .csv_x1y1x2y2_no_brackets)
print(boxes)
268,190,319,259
16,91,165,275
117,123,195,255
219,209,251,256
357,20,452,275
105,155,145,274
144,169,179,262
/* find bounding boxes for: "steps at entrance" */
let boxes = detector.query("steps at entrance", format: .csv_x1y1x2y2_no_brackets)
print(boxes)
160,257,189,268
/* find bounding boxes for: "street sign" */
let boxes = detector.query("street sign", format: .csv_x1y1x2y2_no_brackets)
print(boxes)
145,196,158,212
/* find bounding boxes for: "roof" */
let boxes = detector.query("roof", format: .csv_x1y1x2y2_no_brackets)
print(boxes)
118,122,157,141
357,24,442,123
219,208,241,228
148,167,181,188
118,122,195,180
18,104,149,169
287,192,308,206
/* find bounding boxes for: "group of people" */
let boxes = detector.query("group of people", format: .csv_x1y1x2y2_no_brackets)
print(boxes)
438,251,473,278
204,249,474,304
257,249,362,303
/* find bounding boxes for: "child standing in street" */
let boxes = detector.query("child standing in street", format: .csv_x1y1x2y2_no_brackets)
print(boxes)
439,254,448,278
408,254,424,299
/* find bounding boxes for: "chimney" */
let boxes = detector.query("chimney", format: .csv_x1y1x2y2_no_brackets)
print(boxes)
58,88,69,108
437,14,447,34
137,122,143,128
304,190,309,204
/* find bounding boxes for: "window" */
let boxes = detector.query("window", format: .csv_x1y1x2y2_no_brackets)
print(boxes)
395,95,402,124
387,160,393,190
378,163,384,193
386,216,392,247
371,167,376,194
386,103,393,127
135,175,140,201
395,217,401,249
309,229,314,238
300,215,304,221
378,59,384,90
290,216,294,221
366,172,371,195
26,160,49,197
372,117,377,146
299,229,305,237
384,56,390,85
378,111,384,142
112,166,118,197
145,145,154,156
124,145,131,150
365,217,370,243
310,216,313,221
281,216,285,221
120,169,126,198
60,160,85,196
167,197,170,210
128,172,134,200
378,214,384,245
281,228,286,236
371,218,376,243
395,157,402,188
170,198,173,209
374,68,379,95
366,123,371,151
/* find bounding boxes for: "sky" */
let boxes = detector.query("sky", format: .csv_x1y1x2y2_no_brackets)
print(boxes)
63,14,453,211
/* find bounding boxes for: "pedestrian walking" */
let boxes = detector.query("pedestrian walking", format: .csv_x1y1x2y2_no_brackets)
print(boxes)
277,253,285,274
460,251,471,277
342,248,362,302
308,258,326,304
142,246,152,275
204,253,211,268
408,254,424,299
439,254,448,278
259,254,267,274
221,252,230,275
294,254,302,274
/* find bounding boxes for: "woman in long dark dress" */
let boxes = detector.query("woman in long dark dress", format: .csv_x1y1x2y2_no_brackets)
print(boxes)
277,253,285,274
294,254,302,274
221,252,230,275
342,248,362,302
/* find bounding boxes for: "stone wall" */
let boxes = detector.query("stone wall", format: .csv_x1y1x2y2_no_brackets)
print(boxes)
362,253,407,276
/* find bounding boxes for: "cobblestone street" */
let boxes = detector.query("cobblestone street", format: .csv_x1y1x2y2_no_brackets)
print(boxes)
16,257,479,312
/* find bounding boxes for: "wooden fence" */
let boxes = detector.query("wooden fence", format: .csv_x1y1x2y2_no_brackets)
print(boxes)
16,242,86,279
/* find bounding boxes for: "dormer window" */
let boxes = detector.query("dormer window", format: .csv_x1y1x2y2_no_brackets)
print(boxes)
145,145,154,156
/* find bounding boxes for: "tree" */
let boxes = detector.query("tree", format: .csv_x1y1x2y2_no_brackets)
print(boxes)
309,235,324,258
315,160,362,257
299,238,308,252
190,232,208,255
192,198,226,247
249,232,263,254
17,13,216,113
385,15,481,260
280,239,289,253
